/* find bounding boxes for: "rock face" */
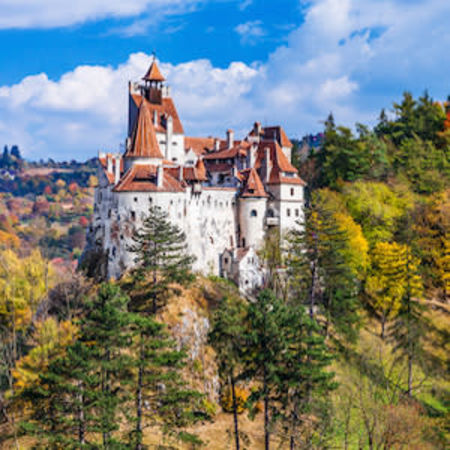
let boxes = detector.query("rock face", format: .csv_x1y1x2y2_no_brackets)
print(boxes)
172,307,220,402
158,282,225,403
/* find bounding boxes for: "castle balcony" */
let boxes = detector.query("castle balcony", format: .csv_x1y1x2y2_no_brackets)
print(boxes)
265,217,280,227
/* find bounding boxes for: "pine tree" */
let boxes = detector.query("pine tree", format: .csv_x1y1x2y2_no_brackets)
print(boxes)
287,198,360,340
209,295,248,450
128,205,195,314
243,289,292,450
20,283,135,447
128,313,203,449
276,304,337,449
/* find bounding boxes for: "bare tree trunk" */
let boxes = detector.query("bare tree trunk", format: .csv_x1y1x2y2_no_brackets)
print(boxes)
230,376,240,450
136,340,144,450
309,260,317,321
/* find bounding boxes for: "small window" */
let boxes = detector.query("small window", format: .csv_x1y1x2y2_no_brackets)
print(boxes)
291,188,295,196
134,197,138,202
172,141,178,146
149,197,153,203
131,211,136,221
108,209,111,218
224,257,229,264
250,209,257,217
295,209,299,217
287,208,291,217
242,238,246,247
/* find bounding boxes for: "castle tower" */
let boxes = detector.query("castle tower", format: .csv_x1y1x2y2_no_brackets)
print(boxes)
238,168,268,249
142,58,166,104
123,97,163,170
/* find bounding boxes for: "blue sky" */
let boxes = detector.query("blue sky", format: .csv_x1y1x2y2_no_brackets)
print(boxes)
0,0,449,160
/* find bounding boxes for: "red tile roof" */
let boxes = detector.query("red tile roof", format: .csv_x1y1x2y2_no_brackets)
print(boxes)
195,158,207,180
125,99,163,159
184,137,215,156
248,125,292,148
142,60,165,82
263,126,292,148
113,164,185,193
254,141,306,185
203,141,250,160
131,95,184,134
240,168,268,198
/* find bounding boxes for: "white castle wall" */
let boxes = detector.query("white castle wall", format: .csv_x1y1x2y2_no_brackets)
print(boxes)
93,183,238,279
266,183,304,235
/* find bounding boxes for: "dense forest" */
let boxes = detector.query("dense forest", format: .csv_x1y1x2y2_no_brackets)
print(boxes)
0,92,448,449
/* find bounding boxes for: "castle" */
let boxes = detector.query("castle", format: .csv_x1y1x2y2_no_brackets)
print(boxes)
89,58,305,292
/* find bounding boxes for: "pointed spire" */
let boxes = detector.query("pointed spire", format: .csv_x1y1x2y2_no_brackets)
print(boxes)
125,99,163,159
241,168,268,198
142,57,166,83
195,157,207,181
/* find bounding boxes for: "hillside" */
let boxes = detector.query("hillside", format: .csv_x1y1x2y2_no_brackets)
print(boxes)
0,92,448,449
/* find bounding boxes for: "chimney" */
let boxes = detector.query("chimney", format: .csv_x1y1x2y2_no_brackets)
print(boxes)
265,147,271,183
166,115,173,160
114,156,121,184
254,121,262,136
157,165,164,188
214,138,220,151
227,129,234,149
178,166,183,181
153,110,158,127
107,155,113,174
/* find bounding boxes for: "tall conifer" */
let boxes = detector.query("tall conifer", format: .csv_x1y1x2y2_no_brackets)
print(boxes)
128,206,195,314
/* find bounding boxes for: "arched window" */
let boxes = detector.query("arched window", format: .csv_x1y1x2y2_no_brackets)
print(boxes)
267,209,275,217
250,209,257,217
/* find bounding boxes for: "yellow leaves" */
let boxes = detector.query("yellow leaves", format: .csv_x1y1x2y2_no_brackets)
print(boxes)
0,248,54,332
220,385,250,414
12,317,77,392
334,212,369,279
436,235,450,299
366,242,423,323
0,230,20,249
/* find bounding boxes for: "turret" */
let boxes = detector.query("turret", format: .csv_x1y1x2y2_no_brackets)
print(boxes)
238,168,268,249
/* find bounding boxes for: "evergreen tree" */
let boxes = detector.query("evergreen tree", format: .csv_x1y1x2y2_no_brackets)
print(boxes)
388,246,424,397
10,145,21,160
128,313,203,449
209,295,248,450
276,304,337,449
20,283,135,448
243,290,292,450
128,206,195,314
287,198,361,340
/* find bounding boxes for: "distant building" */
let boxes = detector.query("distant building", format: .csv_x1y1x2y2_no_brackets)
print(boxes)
88,59,306,293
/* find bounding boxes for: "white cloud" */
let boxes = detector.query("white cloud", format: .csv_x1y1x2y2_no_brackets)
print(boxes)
234,20,266,45
0,0,204,29
239,0,253,11
0,0,449,160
